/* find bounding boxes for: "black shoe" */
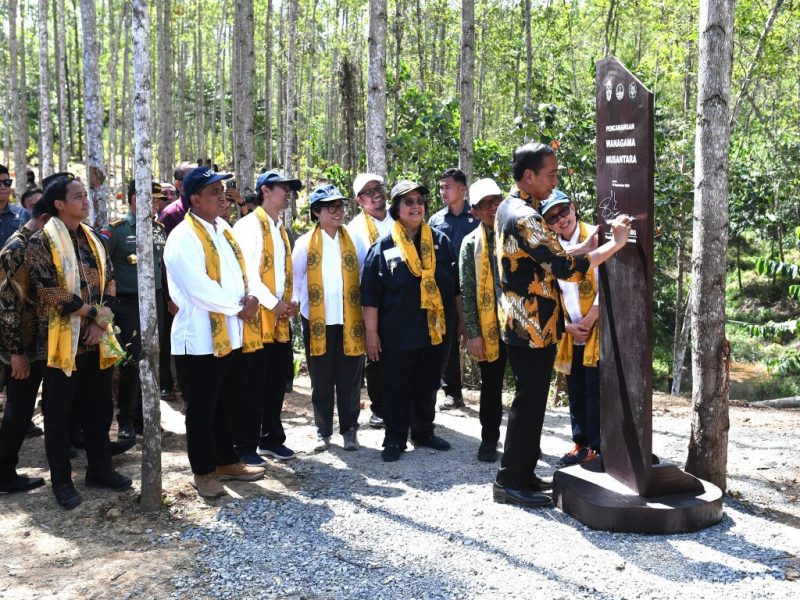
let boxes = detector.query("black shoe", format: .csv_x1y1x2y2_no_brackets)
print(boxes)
414,435,450,451
492,482,552,508
440,395,465,410
0,473,45,494
26,421,44,437
526,474,553,492
110,437,136,456
53,483,81,509
477,442,498,462
285,381,294,393
69,446,78,459
117,423,136,440
160,388,176,401
85,469,132,490
381,444,403,462
368,414,385,429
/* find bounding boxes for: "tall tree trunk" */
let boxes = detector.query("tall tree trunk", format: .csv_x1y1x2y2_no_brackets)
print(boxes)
392,0,403,136
55,0,68,170
1,23,10,167
284,0,299,175
523,0,532,110
37,0,54,178
106,1,121,180
233,0,255,193
603,0,617,58
157,0,175,179
264,0,273,168
212,9,228,166
671,290,692,395
458,0,475,183
686,0,735,492
9,0,28,197
120,9,131,182
414,0,426,91
194,2,204,161
178,41,187,161
366,0,388,178
19,0,30,169
72,0,84,160
131,0,163,514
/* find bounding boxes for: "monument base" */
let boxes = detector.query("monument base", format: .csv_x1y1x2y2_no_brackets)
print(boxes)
553,461,724,534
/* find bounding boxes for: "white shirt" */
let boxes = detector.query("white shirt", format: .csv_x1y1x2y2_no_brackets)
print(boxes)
557,223,599,345
292,228,367,324
164,215,246,355
232,210,288,310
346,211,394,250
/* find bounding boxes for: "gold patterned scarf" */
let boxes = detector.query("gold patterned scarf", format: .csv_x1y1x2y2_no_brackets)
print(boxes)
43,217,125,376
473,223,500,362
555,221,600,374
254,206,292,343
391,221,445,345
359,210,381,244
306,224,364,356
184,212,262,357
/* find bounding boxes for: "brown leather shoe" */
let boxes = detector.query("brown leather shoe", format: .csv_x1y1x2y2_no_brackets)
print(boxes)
216,462,265,482
192,473,226,498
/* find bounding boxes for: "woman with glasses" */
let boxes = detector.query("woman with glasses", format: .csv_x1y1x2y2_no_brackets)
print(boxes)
292,185,367,452
361,180,461,462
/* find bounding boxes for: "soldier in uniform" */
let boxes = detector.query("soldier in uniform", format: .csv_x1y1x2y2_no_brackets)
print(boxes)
100,180,167,440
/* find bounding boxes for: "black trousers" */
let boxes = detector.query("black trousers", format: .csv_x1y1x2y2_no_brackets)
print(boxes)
175,350,246,475
301,318,363,438
567,345,601,452
43,352,113,486
477,342,507,446
233,341,292,456
159,298,175,392
364,355,384,418
382,343,447,449
497,343,556,488
0,361,43,481
441,329,463,399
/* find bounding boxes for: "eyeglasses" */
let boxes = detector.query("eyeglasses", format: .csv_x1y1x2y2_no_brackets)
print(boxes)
322,202,345,214
544,205,571,226
358,184,385,198
476,198,503,211
0,179,12,188
400,196,426,207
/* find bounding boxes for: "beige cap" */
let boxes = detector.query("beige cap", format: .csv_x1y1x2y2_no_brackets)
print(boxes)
468,178,503,206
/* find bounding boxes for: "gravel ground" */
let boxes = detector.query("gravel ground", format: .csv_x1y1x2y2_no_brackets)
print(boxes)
165,380,800,600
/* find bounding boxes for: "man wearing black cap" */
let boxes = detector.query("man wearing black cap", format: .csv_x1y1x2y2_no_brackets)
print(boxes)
99,180,167,440
231,171,301,464
164,167,265,498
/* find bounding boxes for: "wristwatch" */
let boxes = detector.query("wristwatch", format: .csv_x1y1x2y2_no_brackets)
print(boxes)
87,306,98,320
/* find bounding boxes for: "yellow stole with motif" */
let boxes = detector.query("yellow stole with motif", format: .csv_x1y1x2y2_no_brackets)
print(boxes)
473,223,500,362
554,221,600,374
391,221,445,345
358,210,380,244
254,206,292,343
43,217,126,376
184,212,262,357
306,224,364,356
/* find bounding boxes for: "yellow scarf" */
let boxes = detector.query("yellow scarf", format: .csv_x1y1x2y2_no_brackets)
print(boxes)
473,223,500,362
306,224,365,356
254,206,292,343
43,217,125,376
391,221,446,345
554,221,600,374
359,210,381,244
184,212,262,357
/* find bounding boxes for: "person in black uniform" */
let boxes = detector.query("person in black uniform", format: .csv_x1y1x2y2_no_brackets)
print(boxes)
361,180,461,462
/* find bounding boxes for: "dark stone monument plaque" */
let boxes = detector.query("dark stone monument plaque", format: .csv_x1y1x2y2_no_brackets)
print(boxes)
553,57,723,534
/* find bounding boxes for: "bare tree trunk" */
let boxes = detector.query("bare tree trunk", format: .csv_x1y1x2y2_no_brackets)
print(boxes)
414,0,426,91
523,0,532,110
264,0,273,168
339,54,359,176
1,23,10,167
37,0,54,178
671,290,692,395
157,0,175,179
284,0,299,175
458,0,475,183
366,0,388,178
194,2,204,161
72,0,84,160
55,0,68,170
686,0,735,492
19,0,29,168
9,0,28,197
178,41,187,161
233,0,255,193
392,0,403,136
131,0,163,514
276,6,285,169
106,1,121,180
212,8,228,166
603,0,617,58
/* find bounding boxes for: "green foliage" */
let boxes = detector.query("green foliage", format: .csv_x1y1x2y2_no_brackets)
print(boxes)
766,349,800,377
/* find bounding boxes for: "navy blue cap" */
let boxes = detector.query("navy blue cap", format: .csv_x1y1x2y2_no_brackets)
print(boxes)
182,167,232,200
309,184,347,207
539,189,570,216
256,170,302,192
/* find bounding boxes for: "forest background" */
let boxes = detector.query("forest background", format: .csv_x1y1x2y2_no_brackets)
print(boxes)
1,0,799,400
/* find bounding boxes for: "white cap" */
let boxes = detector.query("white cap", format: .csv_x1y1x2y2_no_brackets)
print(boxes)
353,173,384,197
468,178,503,206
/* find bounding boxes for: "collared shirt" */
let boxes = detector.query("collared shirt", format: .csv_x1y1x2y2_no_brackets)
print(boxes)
494,187,589,349
0,226,37,362
292,228,367,324
0,203,28,248
163,215,246,356
557,222,599,343
361,226,460,352
100,211,166,294
345,211,394,249
458,223,499,340
428,200,479,256
231,210,288,311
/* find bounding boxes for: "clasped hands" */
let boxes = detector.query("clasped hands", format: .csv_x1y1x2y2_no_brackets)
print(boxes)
81,304,114,346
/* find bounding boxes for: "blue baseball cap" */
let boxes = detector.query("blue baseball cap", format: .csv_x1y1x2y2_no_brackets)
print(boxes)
256,170,302,192
182,167,232,200
539,189,570,216
309,184,347,207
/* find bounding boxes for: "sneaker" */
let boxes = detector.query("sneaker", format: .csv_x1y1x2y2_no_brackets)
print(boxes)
85,469,133,490
414,435,450,451
556,444,590,468
313,436,331,453
216,462,265,482
53,482,81,509
117,423,136,440
477,441,498,462
257,444,296,461
368,414,384,429
342,429,360,451
0,473,45,494
26,421,44,437
381,444,403,462
240,453,267,467
440,395,465,411
192,473,226,499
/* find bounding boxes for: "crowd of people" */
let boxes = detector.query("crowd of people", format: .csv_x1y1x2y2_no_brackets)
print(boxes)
0,142,632,509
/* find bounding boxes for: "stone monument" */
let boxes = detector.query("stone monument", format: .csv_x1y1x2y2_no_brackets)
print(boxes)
552,57,724,534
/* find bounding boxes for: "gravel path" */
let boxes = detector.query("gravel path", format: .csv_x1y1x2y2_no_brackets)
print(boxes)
168,381,800,600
